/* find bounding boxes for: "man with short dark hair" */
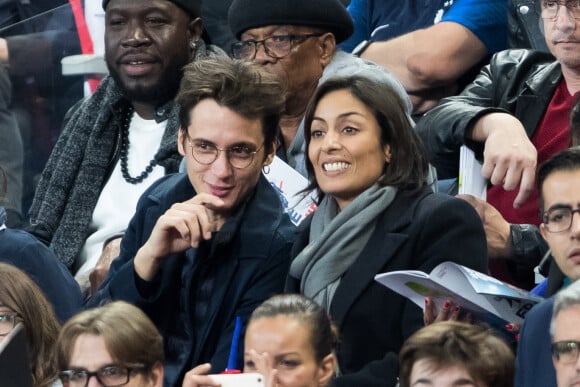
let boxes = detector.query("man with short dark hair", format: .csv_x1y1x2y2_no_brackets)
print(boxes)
28,0,223,294
516,147,580,386
88,57,296,387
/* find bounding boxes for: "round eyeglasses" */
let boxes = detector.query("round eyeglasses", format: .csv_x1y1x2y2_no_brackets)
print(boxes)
542,207,580,233
539,0,580,20
231,33,323,60
188,138,264,169
59,365,147,387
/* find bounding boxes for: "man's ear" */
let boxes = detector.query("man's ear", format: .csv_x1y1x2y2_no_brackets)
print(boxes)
149,361,164,387
540,223,548,241
317,353,336,386
318,33,336,68
263,139,277,167
188,17,203,43
177,129,187,157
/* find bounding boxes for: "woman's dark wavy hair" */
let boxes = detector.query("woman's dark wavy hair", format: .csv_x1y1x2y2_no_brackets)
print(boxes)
303,75,429,200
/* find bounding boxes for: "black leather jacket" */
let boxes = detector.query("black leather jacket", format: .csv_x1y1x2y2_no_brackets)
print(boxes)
416,49,560,270
417,49,560,178
508,0,549,52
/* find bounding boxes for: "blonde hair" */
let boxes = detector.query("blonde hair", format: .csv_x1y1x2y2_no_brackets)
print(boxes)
56,302,163,373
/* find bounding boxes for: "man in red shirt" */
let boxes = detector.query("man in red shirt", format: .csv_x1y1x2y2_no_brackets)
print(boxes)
416,0,580,288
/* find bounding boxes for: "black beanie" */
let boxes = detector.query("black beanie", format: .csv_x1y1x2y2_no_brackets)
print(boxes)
102,0,201,17
228,0,354,43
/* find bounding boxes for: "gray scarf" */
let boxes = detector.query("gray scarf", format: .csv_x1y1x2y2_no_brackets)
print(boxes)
29,42,224,268
289,184,397,311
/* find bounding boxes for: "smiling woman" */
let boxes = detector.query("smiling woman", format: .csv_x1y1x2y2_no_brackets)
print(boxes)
286,76,489,386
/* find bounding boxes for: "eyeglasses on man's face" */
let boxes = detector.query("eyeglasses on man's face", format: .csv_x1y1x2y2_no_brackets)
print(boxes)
187,137,264,169
552,340,580,363
539,0,580,20
59,365,147,387
542,206,580,233
231,33,323,60
0,313,18,336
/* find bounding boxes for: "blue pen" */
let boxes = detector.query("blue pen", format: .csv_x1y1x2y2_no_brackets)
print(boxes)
224,316,242,373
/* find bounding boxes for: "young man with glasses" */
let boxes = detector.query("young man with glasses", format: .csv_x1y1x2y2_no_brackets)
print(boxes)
87,57,296,387
57,301,164,387
516,147,580,386
549,279,580,387
227,0,410,177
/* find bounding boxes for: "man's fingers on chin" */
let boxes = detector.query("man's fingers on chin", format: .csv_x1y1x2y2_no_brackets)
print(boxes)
191,193,226,207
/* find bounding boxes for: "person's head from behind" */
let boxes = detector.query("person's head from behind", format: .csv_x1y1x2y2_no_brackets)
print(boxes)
0,262,60,387
537,147,580,282
56,301,163,387
244,294,337,387
228,0,353,107
536,0,580,72
176,57,285,215
399,321,514,387
303,75,429,209
550,279,580,387
102,0,203,108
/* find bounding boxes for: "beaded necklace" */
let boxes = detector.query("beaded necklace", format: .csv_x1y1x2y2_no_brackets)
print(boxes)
119,107,159,184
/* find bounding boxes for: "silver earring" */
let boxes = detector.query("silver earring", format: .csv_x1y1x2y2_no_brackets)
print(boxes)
190,40,197,50
262,165,270,174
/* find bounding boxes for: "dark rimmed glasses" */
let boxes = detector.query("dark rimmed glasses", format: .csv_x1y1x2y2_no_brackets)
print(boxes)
59,365,148,387
552,340,580,363
542,207,580,233
231,33,323,60
539,0,580,20
0,313,18,336
187,138,264,169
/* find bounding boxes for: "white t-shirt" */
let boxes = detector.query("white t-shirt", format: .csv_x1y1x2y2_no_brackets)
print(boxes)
75,112,166,293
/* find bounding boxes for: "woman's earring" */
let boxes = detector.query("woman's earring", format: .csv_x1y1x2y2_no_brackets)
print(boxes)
262,165,271,174
190,40,198,50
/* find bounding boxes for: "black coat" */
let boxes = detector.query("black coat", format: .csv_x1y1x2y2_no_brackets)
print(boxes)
88,174,296,387
287,188,488,387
